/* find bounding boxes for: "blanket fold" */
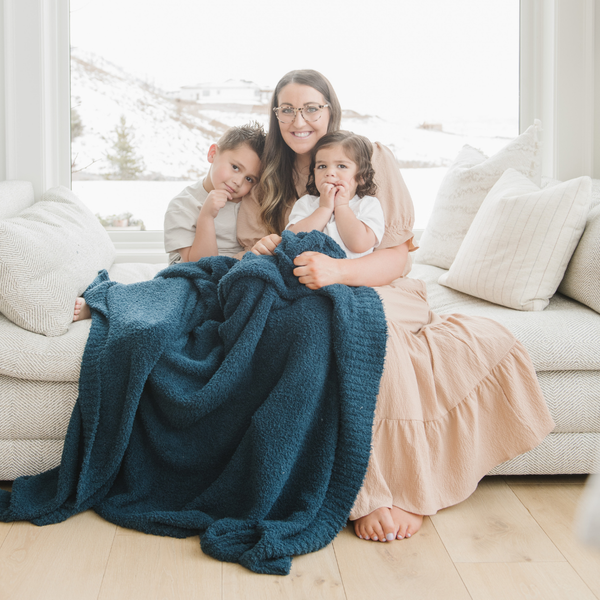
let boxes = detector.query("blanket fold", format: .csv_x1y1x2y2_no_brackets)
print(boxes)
0,230,387,575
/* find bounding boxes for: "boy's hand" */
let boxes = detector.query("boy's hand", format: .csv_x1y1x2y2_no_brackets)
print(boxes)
318,182,337,211
199,190,231,220
333,180,352,207
251,233,282,256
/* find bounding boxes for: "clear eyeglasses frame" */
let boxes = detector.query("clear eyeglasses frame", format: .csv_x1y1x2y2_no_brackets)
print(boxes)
273,103,330,123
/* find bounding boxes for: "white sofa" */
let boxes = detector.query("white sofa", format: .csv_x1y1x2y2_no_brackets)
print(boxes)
1,176,599,480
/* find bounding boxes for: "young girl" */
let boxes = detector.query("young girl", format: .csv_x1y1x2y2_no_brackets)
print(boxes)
286,131,385,259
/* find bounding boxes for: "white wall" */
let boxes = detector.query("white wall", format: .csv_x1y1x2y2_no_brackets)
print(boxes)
520,0,598,180
0,1,6,182
596,1,600,177
1,0,70,200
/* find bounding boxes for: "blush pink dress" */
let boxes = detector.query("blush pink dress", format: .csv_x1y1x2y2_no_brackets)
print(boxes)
236,143,555,518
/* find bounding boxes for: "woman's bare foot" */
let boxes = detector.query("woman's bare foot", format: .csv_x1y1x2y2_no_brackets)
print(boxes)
73,297,91,322
391,506,423,540
353,506,423,542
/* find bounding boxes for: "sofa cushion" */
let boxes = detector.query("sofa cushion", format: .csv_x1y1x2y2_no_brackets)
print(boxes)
415,120,542,269
438,169,591,311
0,312,91,382
536,371,600,434
0,181,35,219
558,203,600,314
0,262,166,382
0,186,116,337
411,263,600,371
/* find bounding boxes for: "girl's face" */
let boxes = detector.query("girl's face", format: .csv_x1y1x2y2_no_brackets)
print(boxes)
314,145,359,197
276,83,330,158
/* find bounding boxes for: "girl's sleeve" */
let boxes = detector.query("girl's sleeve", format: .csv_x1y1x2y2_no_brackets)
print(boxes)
371,142,418,252
285,195,315,229
356,196,386,247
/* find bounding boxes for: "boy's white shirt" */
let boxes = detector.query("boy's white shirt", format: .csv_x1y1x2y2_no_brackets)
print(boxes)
164,179,243,264
286,194,385,259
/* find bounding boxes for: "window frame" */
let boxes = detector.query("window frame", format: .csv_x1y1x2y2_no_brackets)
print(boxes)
1,0,598,263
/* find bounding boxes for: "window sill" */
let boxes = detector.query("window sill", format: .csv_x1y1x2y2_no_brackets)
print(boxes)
109,229,169,264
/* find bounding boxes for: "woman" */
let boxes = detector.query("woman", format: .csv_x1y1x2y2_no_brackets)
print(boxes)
237,70,555,543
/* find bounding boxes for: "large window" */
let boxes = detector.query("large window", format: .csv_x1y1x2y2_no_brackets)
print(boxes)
70,0,519,231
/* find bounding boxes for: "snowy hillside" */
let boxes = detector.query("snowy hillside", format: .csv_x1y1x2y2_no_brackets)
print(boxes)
71,48,239,180
71,48,516,181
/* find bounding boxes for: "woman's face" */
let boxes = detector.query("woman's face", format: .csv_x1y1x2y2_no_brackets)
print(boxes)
276,83,330,158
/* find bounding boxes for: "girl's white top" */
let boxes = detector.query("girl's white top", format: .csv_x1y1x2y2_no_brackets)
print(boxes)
286,194,385,259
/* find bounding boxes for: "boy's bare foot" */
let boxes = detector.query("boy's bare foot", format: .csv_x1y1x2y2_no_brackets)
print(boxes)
73,297,91,322
353,506,423,542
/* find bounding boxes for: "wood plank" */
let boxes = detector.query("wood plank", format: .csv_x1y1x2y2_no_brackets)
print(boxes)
456,562,597,600
0,510,116,600
0,482,13,547
431,478,564,563
333,519,471,600
509,482,600,597
223,542,346,600
98,527,221,600
0,521,12,549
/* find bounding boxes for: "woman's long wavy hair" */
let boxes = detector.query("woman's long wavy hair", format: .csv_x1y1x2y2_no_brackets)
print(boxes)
258,70,342,234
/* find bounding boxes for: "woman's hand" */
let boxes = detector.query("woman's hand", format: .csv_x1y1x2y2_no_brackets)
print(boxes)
293,252,346,289
250,234,282,256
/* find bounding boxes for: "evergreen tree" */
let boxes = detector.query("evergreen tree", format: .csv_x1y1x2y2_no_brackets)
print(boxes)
105,115,145,180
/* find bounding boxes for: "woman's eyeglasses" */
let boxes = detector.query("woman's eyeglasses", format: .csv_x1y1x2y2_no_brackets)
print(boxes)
273,103,329,124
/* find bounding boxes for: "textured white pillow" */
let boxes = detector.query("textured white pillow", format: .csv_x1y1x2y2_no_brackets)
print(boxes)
417,120,542,269
558,203,600,313
438,168,591,311
0,186,116,336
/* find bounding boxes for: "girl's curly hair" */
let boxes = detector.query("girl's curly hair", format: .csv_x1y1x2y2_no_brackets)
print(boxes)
306,131,377,198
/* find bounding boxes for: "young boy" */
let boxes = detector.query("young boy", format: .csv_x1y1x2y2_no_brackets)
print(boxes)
164,121,265,264
73,122,264,323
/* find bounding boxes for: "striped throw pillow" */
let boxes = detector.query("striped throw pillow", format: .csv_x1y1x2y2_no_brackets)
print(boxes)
438,169,591,311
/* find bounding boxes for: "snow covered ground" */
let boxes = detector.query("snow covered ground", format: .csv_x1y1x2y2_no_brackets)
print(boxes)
73,167,447,232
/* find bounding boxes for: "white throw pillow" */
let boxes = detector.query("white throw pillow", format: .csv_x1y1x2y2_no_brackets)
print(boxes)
0,186,116,336
438,169,591,311
417,120,542,269
558,203,600,313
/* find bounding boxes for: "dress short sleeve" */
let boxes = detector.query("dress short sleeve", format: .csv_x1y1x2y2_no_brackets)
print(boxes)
371,142,417,252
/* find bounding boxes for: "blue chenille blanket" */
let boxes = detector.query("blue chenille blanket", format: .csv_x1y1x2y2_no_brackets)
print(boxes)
0,230,387,575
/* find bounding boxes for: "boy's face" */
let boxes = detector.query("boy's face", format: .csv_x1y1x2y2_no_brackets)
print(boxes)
314,146,359,197
205,143,260,200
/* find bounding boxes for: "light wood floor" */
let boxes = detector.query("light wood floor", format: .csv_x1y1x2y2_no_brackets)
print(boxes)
1,475,600,600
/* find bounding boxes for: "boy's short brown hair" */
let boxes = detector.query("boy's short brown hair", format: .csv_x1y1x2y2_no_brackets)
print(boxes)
306,131,377,198
217,121,266,160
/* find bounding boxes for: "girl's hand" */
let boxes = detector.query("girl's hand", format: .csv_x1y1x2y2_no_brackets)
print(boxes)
318,183,337,211
333,180,352,207
293,251,345,289
250,233,282,256
200,190,231,219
